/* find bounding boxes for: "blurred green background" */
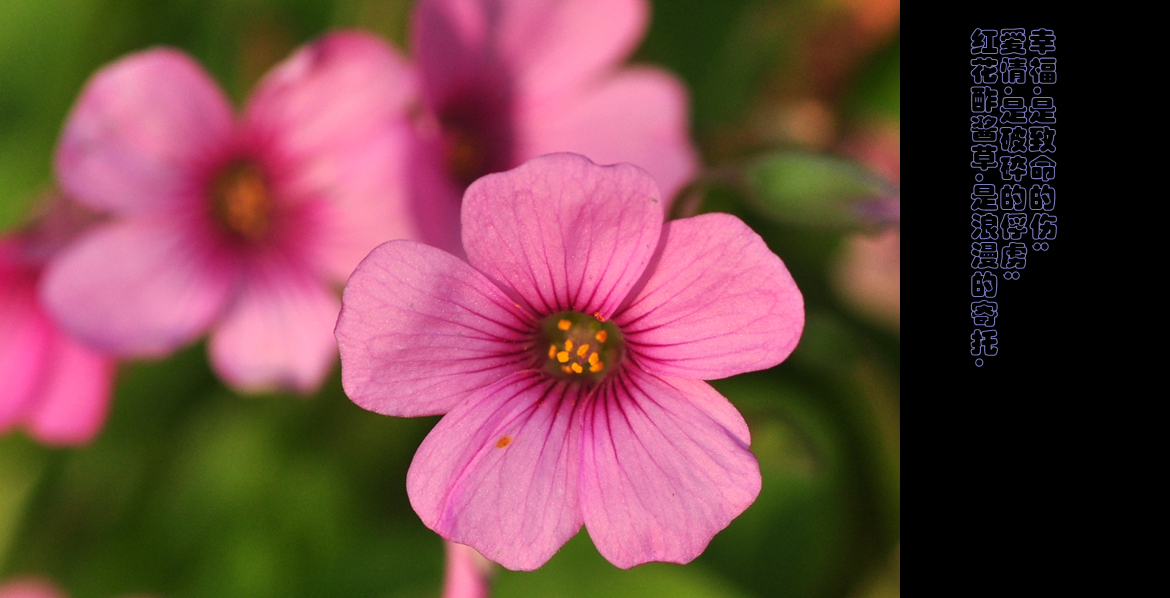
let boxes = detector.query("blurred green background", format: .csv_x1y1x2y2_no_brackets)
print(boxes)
0,1,899,597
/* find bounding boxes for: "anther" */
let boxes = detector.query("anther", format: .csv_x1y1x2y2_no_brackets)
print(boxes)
558,319,572,331
576,344,589,357
571,363,583,374
557,351,569,363
595,330,608,343
564,340,573,352
549,344,557,358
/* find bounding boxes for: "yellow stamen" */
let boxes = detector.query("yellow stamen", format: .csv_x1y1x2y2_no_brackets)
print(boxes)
558,319,572,331
595,330,608,343
577,344,589,357
571,363,583,374
549,344,557,358
557,351,570,363
588,352,599,365
564,340,573,352
589,361,604,373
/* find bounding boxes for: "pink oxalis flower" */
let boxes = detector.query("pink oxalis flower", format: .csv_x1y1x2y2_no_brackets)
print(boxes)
406,0,698,251
336,153,804,570
1,199,115,446
41,32,418,392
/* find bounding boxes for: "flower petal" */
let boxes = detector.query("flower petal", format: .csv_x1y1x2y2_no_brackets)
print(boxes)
40,219,235,357
442,541,492,598
462,153,663,318
55,48,234,215
407,370,583,571
0,266,51,432
208,267,339,394
522,68,699,203
243,31,422,280
413,0,648,104
579,370,760,568
337,240,533,417
616,213,804,379
25,335,115,446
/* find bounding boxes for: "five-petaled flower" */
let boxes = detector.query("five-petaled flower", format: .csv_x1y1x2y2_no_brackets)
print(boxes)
336,153,804,570
40,32,418,393
405,0,698,252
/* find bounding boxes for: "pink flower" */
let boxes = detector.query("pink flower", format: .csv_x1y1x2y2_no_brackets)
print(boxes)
0,578,66,598
336,154,804,570
406,0,699,251
1,201,115,446
41,32,418,392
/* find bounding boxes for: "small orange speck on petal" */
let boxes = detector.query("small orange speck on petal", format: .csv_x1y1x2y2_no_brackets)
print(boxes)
496,436,512,448
571,363,583,373
557,351,570,363
558,319,572,330
577,344,589,357
593,312,607,322
595,330,608,343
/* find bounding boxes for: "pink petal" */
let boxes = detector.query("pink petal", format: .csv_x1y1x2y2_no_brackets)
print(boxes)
461,153,663,318
406,134,465,255
55,48,234,215
442,541,493,598
40,219,235,357
579,370,760,568
25,335,115,446
413,0,648,104
336,240,533,417
522,68,699,203
0,266,52,432
407,371,583,571
616,213,804,380
243,31,421,279
208,267,339,394
0,578,68,598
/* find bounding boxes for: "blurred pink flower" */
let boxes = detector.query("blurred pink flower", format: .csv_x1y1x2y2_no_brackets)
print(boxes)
0,578,66,598
1,199,115,446
406,0,699,251
0,578,154,598
336,154,803,570
41,32,418,393
443,541,494,598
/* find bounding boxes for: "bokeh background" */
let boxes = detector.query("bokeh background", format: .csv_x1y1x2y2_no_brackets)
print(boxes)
0,1,899,597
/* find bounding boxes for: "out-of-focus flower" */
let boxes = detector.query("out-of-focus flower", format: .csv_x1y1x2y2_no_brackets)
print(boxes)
443,541,494,598
336,154,804,570
406,0,699,252
835,123,899,330
0,578,65,598
1,196,115,446
41,32,418,393
0,578,155,598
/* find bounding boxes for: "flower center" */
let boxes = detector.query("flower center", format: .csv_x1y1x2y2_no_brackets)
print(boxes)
211,161,271,241
444,124,490,188
538,311,624,383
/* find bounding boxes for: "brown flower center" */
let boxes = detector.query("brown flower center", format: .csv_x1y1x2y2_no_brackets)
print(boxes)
212,161,271,241
539,311,624,384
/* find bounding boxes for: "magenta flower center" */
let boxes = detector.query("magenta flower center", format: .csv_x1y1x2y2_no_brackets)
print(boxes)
538,311,624,383
211,160,272,241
